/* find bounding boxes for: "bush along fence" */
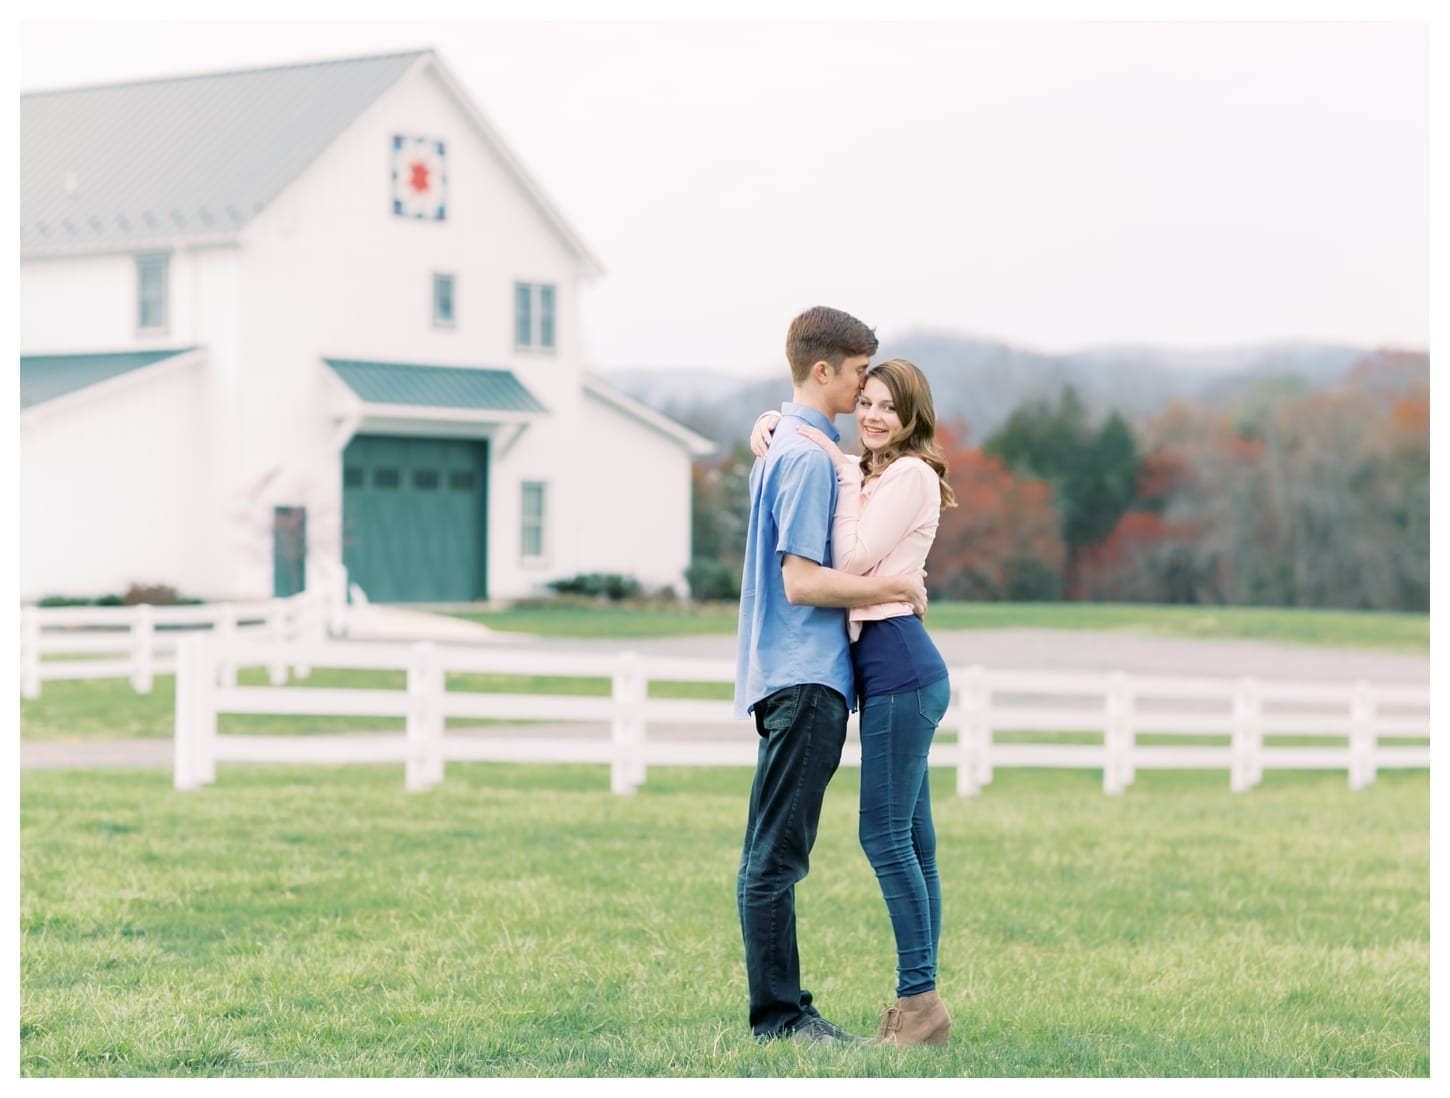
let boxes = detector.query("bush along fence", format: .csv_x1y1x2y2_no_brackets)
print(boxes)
18,583,345,700
171,636,1430,796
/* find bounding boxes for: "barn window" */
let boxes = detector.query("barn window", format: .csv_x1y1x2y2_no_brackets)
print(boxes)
137,253,170,332
520,481,547,558
514,282,556,350
433,273,455,327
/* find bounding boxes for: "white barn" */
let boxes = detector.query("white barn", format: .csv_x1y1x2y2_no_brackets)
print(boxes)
19,49,712,605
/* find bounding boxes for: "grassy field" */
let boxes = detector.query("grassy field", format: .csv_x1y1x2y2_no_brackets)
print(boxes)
450,600,1430,651
19,601,1430,1076
19,764,1429,1077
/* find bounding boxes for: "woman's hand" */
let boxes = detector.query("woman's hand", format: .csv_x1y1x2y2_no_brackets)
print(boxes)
796,424,856,471
748,411,781,458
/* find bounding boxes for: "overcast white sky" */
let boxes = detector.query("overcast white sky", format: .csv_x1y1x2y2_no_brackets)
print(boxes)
16,3,1433,377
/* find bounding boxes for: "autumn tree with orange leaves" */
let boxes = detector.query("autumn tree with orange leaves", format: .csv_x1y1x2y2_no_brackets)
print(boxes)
1083,351,1429,610
927,422,1065,600
686,351,1425,611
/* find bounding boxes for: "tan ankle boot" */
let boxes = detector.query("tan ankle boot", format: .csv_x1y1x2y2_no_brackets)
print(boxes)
869,989,952,1047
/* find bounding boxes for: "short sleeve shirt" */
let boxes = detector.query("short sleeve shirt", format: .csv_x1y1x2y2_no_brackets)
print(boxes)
733,403,855,718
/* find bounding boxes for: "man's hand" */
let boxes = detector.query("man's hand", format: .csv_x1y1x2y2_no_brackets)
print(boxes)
897,570,929,618
749,411,782,459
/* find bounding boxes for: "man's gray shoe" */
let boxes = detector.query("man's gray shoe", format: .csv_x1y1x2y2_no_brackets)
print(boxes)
790,1013,865,1045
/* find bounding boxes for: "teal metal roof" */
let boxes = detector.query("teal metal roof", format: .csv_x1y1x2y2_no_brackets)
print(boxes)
21,348,198,409
21,51,426,253
325,359,548,414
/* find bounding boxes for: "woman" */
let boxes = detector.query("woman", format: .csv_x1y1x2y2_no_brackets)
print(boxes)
751,358,957,1047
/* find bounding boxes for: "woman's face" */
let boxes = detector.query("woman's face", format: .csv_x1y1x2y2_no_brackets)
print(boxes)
856,376,903,454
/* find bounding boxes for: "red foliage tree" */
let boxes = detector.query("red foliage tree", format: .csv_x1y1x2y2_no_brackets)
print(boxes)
928,422,1066,600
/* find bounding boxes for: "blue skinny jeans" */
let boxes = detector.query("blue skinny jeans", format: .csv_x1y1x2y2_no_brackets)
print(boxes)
857,675,950,998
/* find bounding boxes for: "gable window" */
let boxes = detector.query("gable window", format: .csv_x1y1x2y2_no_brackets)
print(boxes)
514,282,556,350
136,254,169,332
520,481,547,559
433,273,455,327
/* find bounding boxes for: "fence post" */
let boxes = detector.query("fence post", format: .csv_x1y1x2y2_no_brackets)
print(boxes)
610,652,644,795
175,635,218,788
1230,678,1261,793
291,595,313,681
130,603,155,694
266,602,288,686
328,571,349,638
20,607,42,700
195,634,219,785
405,642,444,792
1104,671,1130,795
1348,680,1375,791
956,665,986,797
1118,672,1137,790
174,636,199,790
216,603,238,688
628,653,648,788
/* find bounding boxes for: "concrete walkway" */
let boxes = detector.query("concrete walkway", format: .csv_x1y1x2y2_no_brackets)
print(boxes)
338,603,506,643
534,627,1429,684
23,739,176,770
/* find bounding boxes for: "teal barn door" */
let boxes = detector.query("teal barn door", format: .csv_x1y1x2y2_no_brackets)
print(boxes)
341,435,489,602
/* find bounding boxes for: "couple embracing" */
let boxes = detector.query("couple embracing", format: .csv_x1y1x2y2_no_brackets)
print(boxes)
734,305,957,1047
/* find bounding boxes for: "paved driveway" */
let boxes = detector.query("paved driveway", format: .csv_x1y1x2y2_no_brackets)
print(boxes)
543,627,1429,684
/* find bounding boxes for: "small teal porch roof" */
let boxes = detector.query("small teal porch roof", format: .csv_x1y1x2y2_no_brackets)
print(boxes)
20,347,198,409
324,358,548,414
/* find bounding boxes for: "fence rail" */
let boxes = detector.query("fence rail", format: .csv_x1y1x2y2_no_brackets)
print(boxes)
171,637,1430,796
18,588,340,699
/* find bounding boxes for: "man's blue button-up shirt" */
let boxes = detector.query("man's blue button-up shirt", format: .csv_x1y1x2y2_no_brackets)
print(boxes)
733,402,855,718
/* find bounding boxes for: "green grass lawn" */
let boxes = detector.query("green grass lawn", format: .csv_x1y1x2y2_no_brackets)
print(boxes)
19,765,1428,1077
452,601,1429,651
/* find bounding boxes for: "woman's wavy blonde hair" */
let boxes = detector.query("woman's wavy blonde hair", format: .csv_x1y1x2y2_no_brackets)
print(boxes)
858,358,957,510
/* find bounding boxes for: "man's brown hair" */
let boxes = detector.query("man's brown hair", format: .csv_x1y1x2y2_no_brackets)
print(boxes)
785,306,879,385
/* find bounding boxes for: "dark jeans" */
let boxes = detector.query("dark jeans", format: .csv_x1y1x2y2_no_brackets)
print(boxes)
858,676,950,998
736,683,849,1035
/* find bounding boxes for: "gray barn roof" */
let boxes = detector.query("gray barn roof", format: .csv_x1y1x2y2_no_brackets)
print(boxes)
21,50,428,254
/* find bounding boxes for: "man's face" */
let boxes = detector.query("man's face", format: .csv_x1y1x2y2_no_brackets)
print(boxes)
824,354,870,416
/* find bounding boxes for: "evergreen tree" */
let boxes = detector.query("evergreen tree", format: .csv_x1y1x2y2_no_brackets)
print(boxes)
983,386,1142,594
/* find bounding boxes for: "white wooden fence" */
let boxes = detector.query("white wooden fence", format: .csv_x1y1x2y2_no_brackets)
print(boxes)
172,636,1430,796
18,587,341,699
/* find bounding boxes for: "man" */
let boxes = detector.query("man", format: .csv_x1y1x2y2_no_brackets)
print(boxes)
734,305,929,1044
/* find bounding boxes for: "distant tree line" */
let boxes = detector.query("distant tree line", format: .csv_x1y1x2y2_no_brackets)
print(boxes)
686,351,1428,612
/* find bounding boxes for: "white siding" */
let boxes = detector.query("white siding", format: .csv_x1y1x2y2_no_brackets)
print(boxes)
19,57,700,605
20,245,248,599
566,391,696,596
20,364,208,600
20,244,239,353
226,61,593,600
